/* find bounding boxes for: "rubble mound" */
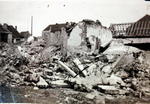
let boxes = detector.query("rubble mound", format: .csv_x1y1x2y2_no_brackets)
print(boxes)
0,36,150,101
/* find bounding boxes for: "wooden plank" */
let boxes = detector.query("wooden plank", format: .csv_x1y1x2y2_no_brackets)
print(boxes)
130,22,134,36
0,33,1,42
143,21,147,35
140,21,144,35
73,58,87,77
137,21,141,35
133,22,138,35
146,21,149,34
58,60,77,77
126,23,131,35
147,21,150,34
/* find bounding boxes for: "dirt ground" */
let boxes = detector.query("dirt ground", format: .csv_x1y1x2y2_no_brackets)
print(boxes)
0,85,150,104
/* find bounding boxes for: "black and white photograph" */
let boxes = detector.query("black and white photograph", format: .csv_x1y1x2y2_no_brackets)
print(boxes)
0,0,150,103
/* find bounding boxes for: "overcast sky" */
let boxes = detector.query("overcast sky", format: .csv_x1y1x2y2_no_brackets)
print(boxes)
0,0,150,36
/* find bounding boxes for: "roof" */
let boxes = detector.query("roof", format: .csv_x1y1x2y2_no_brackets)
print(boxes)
0,24,10,33
20,31,31,38
126,14,150,36
7,25,24,39
136,14,150,22
43,23,66,33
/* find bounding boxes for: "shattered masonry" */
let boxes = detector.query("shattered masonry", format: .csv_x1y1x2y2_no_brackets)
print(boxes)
0,19,150,103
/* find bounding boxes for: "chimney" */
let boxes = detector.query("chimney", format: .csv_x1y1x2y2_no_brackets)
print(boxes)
3,23,8,29
15,26,17,30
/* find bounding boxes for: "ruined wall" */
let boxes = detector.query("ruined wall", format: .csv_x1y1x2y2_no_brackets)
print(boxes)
67,23,83,46
42,30,61,47
86,25,112,48
68,21,112,52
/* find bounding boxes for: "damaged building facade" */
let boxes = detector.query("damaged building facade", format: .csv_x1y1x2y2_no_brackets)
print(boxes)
42,20,112,54
0,24,12,44
109,14,150,38
109,14,150,44
0,23,24,44
42,22,76,47
68,19,112,53
1,16,150,103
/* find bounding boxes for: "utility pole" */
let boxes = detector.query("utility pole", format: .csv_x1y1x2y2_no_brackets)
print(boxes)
31,16,33,36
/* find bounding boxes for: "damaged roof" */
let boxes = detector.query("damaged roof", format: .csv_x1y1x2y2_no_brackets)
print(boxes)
7,25,24,39
43,23,66,33
136,14,150,22
126,14,150,36
81,19,102,26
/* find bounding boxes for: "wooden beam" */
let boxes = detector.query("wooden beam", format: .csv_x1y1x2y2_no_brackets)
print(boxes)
140,21,144,35
143,21,147,35
130,22,134,36
0,33,1,42
133,22,138,35
137,21,141,35
126,23,130,35
147,21,150,34
146,21,148,34
58,60,77,77
73,58,87,77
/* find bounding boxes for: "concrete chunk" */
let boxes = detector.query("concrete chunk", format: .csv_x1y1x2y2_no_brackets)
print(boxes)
37,76,48,88
85,93,95,100
51,80,71,88
98,85,119,95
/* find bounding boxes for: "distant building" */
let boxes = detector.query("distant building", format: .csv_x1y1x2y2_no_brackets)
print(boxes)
42,22,76,46
20,31,31,41
42,23,66,46
109,14,150,38
0,23,24,43
6,24,24,43
0,24,12,43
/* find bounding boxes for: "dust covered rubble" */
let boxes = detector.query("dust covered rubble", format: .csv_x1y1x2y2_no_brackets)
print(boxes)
0,38,150,99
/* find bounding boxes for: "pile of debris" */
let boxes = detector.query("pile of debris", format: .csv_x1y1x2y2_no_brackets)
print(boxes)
1,38,150,100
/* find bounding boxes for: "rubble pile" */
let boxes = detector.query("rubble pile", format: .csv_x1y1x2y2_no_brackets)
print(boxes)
0,37,150,101
115,53,150,98
0,39,62,88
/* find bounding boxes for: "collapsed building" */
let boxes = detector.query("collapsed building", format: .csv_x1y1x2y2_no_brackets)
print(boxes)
68,19,112,53
109,14,150,45
0,17,150,103
42,20,112,55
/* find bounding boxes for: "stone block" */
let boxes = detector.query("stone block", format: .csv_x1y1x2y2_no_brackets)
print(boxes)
51,80,71,88
98,85,119,95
